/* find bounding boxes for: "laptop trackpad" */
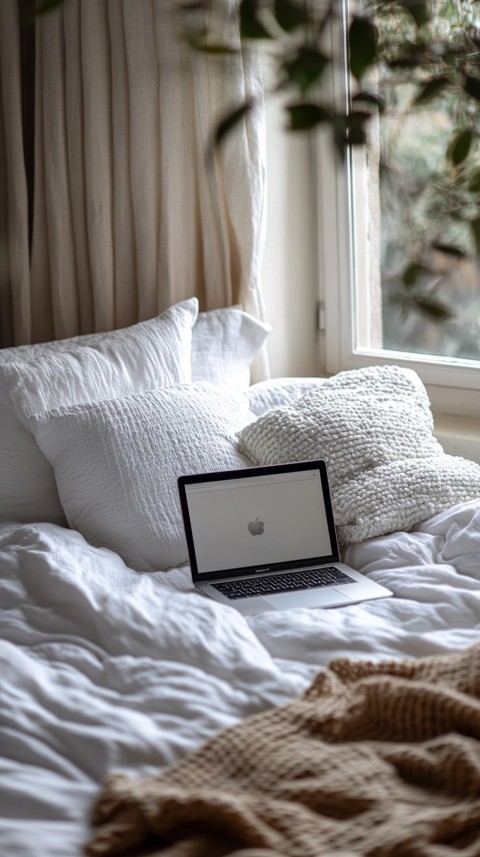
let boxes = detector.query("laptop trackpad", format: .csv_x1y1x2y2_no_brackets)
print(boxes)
263,587,351,610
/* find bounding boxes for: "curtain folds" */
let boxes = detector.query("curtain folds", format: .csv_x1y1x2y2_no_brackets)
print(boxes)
0,0,267,366
0,0,31,346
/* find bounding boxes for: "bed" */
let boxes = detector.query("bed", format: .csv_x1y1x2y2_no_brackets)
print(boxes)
1,298,480,856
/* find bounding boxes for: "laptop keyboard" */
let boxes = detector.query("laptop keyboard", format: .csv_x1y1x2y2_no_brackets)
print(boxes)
212,566,354,600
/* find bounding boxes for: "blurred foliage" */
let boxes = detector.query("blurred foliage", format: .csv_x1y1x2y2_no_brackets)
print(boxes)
374,1,480,352
183,0,480,331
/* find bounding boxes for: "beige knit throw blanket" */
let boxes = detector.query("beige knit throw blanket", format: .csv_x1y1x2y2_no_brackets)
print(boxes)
87,644,480,857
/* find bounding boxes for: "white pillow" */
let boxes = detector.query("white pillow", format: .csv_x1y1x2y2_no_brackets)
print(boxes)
0,299,198,524
191,306,271,390
1,305,271,393
28,383,251,571
0,329,111,361
247,377,328,417
237,365,480,544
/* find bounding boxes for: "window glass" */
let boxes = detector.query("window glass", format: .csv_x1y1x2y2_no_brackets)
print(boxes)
318,0,480,413
373,3,480,364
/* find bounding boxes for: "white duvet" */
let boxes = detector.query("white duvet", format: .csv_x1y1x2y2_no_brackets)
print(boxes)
1,499,480,856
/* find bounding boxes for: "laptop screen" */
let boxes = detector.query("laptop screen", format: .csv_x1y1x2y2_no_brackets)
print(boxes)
179,461,338,579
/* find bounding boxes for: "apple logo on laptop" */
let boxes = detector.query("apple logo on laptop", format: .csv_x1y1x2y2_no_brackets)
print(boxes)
248,517,264,535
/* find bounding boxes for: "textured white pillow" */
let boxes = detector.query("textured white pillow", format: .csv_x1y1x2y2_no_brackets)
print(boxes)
28,383,251,571
0,299,198,524
237,365,480,544
191,306,271,390
247,377,328,417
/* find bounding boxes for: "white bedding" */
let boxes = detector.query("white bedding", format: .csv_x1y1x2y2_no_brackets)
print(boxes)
2,497,480,856
1,359,480,856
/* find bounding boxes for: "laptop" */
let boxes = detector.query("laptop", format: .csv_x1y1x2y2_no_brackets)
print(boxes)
178,460,392,615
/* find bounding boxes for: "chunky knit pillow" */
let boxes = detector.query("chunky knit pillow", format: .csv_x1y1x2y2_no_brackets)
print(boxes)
237,365,480,544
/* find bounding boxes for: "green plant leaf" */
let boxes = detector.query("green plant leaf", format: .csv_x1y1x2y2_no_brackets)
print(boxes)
273,0,311,33
347,127,367,145
386,41,427,70
181,1,208,10
402,262,425,287
333,126,349,156
412,295,453,321
282,48,329,93
23,0,65,20
448,129,473,166
413,75,449,106
349,15,377,82
198,43,238,54
32,0,66,15
431,242,467,258
287,103,330,131
352,91,385,113
239,0,271,39
387,55,422,70
464,74,480,101
213,101,253,149
189,36,238,54
345,110,371,145
399,0,431,27
468,169,480,193
470,218,480,256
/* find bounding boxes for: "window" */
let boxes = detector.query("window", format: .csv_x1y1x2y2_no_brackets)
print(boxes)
316,0,480,424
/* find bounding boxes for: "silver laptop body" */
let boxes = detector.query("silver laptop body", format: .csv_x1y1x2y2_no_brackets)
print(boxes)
178,460,392,616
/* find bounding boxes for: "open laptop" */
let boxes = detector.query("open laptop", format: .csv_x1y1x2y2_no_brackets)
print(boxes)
178,460,392,615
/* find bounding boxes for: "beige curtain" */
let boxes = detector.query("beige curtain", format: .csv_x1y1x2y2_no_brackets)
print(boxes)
0,0,267,355
0,0,31,346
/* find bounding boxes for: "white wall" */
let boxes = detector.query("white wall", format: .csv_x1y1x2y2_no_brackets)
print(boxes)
260,93,321,379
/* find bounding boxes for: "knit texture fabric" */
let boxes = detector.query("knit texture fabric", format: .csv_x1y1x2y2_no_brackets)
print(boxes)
236,365,480,544
87,644,480,857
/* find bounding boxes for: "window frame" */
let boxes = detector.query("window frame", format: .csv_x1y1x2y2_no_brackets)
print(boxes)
314,0,480,421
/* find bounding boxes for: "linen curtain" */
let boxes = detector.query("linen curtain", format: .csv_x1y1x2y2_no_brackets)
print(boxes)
0,0,267,359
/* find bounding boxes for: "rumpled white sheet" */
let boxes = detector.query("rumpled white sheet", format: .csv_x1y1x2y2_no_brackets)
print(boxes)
1,499,480,855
